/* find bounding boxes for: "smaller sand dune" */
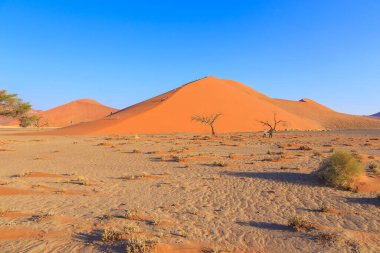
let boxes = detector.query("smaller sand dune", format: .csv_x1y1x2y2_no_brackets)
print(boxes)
1,99,118,128
38,99,118,127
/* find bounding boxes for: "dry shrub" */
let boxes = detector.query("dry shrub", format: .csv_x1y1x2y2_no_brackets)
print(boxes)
368,162,380,174
288,215,311,232
316,150,364,190
316,231,343,245
212,161,227,167
102,227,123,242
125,238,157,253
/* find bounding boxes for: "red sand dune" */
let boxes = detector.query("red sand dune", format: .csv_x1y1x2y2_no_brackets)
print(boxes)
41,76,380,135
38,99,117,127
1,99,117,127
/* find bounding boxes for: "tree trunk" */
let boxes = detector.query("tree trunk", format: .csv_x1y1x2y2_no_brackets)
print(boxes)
211,124,215,136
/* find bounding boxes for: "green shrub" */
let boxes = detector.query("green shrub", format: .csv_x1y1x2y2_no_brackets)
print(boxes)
316,150,364,189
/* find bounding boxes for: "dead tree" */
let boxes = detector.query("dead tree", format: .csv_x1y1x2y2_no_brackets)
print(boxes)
192,113,222,136
258,112,285,131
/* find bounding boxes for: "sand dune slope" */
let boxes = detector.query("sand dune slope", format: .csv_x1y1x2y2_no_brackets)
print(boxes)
48,76,380,135
38,99,117,127
271,98,380,130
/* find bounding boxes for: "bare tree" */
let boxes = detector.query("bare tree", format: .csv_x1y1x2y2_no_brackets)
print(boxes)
258,112,285,131
192,113,222,136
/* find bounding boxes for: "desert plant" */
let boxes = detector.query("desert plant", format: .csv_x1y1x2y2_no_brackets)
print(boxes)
316,150,364,190
192,113,222,136
76,176,90,186
288,215,310,232
0,90,31,118
125,237,157,253
151,218,161,226
316,231,343,245
19,115,40,127
124,210,135,219
212,161,226,167
14,171,32,177
368,162,380,174
122,223,140,233
102,228,123,242
141,172,149,177
171,155,186,162
257,112,286,132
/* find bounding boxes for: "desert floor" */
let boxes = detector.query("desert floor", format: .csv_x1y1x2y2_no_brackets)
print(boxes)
0,129,379,253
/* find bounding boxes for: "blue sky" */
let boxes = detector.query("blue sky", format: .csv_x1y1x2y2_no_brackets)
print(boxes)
0,0,379,115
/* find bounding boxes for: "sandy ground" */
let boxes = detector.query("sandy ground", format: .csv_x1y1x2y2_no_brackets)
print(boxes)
0,129,379,252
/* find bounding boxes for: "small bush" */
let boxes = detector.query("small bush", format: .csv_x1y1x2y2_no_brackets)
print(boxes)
316,232,343,245
288,215,311,232
124,210,135,219
316,150,364,190
102,228,123,242
122,223,140,233
171,155,186,162
368,162,380,174
76,176,90,186
212,161,227,167
151,218,161,226
125,238,157,253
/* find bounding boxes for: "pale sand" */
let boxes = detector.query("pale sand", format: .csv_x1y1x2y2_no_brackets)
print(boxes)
0,129,379,252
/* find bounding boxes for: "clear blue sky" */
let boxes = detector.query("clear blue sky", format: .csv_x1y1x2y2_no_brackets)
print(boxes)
1,0,379,115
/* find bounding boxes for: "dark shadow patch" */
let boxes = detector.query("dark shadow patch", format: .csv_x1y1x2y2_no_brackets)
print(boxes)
346,197,379,207
73,229,103,243
149,157,177,162
223,171,321,187
297,208,321,213
236,221,289,231
73,230,125,252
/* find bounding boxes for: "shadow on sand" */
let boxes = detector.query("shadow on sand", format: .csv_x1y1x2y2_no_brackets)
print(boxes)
74,229,102,243
74,229,124,252
223,171,322,187
346,197,379,207
237,221,289,231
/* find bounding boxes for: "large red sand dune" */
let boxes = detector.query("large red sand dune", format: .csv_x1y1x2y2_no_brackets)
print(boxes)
46,76,380,135
1,99,117,127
